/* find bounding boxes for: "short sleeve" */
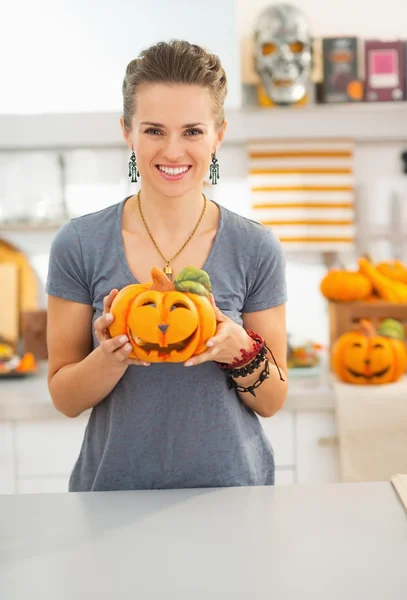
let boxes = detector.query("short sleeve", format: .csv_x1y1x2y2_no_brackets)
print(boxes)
243,229,288,313
45,221,92,305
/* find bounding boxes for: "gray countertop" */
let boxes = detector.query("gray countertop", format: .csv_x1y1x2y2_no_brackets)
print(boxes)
0,361,335,421
1,481,406,599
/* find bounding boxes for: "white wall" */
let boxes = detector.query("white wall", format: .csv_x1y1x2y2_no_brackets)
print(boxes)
1,0,241,114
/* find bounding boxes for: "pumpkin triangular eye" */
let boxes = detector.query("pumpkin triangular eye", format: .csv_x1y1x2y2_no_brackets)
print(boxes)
352,342,362,347
373,343,384,349
141,302,156,308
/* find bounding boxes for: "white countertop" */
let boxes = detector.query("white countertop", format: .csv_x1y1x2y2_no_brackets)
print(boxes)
0,361,335,421
1,481,406,599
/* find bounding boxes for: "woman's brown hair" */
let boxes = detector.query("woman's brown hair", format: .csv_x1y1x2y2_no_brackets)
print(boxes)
122,39,227,132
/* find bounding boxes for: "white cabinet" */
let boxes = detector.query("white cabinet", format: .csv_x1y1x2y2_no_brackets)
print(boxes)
0,423,15,494
17,477,70,495
295,412,340,485
0,407,341,494
275,469,295,486
14,418,88,494
259,410,295,468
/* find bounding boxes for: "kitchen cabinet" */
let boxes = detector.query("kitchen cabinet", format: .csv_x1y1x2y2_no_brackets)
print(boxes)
15,420,87,478
258,410,295,468
0,423,15,494
295,412,340,485
0,410,341,495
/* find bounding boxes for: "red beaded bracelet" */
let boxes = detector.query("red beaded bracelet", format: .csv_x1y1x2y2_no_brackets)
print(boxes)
216,330,265,371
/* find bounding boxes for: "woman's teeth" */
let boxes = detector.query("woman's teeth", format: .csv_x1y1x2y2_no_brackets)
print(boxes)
158,166,189,175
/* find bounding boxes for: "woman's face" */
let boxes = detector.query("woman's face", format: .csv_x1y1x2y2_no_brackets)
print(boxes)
121,83,226,197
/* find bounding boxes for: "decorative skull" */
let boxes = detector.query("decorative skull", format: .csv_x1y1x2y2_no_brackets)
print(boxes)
253,3,312,106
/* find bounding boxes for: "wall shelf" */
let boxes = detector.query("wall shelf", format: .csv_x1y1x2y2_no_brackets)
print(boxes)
1,102,407,150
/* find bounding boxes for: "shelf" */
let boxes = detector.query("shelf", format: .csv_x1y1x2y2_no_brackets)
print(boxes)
1,102,407,150
0,222,66,232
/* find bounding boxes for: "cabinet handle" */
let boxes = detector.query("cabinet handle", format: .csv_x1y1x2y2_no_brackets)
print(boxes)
318,436,338,447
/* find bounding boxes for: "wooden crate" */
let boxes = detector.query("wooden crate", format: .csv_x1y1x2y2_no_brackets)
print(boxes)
328,300,407,349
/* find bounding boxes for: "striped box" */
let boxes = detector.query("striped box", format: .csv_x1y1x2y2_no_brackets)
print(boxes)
249,139,355,251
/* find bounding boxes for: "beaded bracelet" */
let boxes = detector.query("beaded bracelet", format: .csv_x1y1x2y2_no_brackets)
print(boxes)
217,330,285,396
217,330,265,371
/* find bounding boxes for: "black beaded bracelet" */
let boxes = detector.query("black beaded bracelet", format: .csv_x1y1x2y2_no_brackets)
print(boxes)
221,344,268,379
227,360,270,397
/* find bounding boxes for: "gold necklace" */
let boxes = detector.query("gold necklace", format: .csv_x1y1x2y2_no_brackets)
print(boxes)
137,190,207,281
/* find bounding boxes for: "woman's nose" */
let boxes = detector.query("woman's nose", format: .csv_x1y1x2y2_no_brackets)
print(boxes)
162,135,184,161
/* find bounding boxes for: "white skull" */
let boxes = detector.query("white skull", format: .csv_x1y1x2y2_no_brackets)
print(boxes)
253,3,312,105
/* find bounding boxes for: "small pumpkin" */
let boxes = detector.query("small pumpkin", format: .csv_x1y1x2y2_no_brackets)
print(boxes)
108,266,216,363
358,257,407,303
320,267,372,301
376,259,407,284
377,318,405,340
332,319,407,385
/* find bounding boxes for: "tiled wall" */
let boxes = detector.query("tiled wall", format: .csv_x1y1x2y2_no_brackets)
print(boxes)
2,140,407,346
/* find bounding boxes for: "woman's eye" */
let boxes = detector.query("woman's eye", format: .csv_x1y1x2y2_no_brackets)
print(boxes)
145,128,163,136
184,128,203,136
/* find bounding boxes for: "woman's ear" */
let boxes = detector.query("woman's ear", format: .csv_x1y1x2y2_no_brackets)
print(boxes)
215,119,228,153
120,116,132,149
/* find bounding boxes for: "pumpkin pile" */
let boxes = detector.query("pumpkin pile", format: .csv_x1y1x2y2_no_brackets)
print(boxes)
320,257,407,304
332,319,407,385
108,266,216,363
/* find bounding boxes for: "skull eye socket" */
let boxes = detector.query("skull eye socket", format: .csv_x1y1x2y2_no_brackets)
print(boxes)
289,41,304,53
262,43,277,56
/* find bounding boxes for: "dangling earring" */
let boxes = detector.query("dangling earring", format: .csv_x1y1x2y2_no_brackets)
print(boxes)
209,153,220,185
128,151,140,183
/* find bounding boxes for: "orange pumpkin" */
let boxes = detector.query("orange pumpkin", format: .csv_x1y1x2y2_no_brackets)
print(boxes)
108,266,216,363
320,268,372,301
332,319,407,385
376,259,407,284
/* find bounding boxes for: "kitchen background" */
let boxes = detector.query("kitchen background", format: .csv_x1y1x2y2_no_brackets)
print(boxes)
1,0,407,494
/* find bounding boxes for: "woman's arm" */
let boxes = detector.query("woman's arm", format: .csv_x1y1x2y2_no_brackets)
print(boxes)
236,303,288,417
47,292,147,418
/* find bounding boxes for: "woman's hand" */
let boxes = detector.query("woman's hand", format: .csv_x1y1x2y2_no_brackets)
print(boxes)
94,289,150,368
184,295,252,367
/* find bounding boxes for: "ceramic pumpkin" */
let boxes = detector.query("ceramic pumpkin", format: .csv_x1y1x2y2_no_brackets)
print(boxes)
320,268,372,301
108,266,216,363
332,320,407,385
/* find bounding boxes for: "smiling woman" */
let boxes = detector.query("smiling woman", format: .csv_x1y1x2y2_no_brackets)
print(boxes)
45,40,288,493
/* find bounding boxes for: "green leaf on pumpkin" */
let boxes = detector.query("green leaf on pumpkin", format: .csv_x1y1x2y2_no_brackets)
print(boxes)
174,266,212,297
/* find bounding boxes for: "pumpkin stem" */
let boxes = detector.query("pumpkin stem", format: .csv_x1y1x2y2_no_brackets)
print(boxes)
358,318,376,338
149,267,175,292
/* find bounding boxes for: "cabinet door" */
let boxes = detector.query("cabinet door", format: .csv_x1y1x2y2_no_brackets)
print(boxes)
18,477,69,494
295,412,340,485
15,418,88,478
0,423,15,494
275,468,295,486
258,410,294,468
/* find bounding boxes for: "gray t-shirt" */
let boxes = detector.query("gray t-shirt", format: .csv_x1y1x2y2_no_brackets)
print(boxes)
46,197,287,492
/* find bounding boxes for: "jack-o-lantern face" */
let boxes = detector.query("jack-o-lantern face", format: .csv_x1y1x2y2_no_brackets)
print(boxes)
332,320,407,385
108,267,216,363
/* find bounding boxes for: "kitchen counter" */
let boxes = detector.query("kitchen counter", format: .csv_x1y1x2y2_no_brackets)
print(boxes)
0,361,335,421
1,481,406,599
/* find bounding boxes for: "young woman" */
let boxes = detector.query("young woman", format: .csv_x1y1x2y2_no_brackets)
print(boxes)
46,40,288,492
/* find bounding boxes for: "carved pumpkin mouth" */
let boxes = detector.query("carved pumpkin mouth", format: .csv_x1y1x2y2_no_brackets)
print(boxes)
130,329,197,357
346,366,390,380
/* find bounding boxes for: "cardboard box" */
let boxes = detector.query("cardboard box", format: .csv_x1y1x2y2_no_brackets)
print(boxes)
328,300,407,350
